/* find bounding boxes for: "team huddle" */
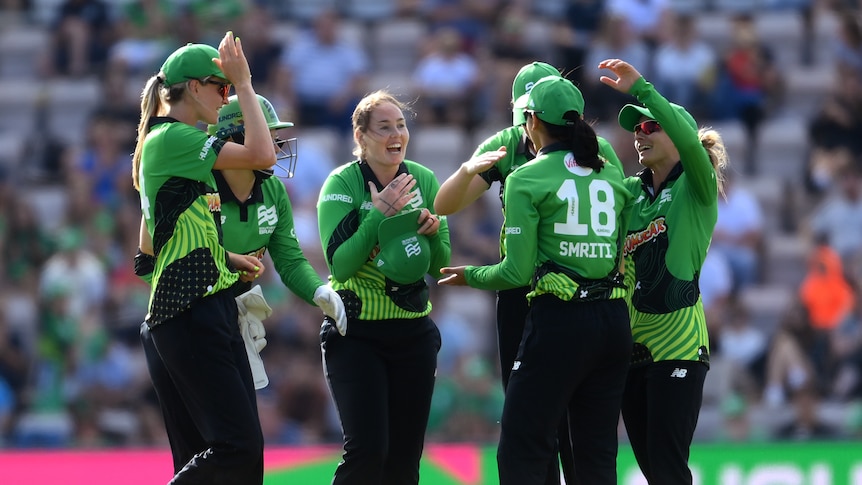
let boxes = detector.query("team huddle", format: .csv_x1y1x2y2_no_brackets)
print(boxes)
133,31,727,485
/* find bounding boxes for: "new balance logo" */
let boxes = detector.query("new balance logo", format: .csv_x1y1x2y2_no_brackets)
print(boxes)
512,361,521,371
670,368,687,378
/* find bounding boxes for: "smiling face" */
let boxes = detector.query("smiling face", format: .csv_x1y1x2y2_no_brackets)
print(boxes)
191,77,230,125
633,115,678,169
357,101,409,174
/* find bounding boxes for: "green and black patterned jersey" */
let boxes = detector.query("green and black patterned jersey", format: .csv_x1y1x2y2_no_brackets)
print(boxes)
214,172,323,302
138,117,234,326
317,160,451,321
465,143,632,301
622,78,717,365
474,126,624,259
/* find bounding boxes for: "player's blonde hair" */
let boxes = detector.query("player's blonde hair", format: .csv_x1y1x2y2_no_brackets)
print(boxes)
698,127,729,198
131,74,188,191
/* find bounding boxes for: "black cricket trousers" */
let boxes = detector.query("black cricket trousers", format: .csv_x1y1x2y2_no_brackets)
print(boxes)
498,295,632,485
142,290,263,484
321,315,440,485
621,360,708,485
497,286,577,485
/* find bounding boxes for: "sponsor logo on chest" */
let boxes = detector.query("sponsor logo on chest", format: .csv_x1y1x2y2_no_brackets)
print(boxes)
258,205,278,234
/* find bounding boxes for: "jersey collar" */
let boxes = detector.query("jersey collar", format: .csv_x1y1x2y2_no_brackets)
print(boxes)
146,116,180,129
637,161,684,196
536,141,568,157
213,170,264,212
516,130,535,160
358,160,409,192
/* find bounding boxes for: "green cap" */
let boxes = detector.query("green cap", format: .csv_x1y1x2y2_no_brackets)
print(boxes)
207,94,294,139
160,43,224,87
374,209,431,284
511,61,560,126
618,102,697,132
524,76,585,126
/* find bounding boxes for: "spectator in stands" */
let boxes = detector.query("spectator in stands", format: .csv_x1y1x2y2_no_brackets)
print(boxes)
717,297,769,397
799,240,855,388
63,109,135,212
583,14,649,124
805,66,862,195
551,0,606,88
275,8,369,135
830,291,862,401
716,392,769,442
606,0,671,56
774,386,841,440
38,227,107,322
235,2,284,99
2,191,53,285
700,248,733,346
412,27,482,130
809,163,862,273
423,0,495,55
764,302,817,408
833,10,862,76
651,12,717,120
711,14,784,174
711,171,764,292
108,0,176,77
185,0,248,46
0,307,30,443
43,0,115,78
488,3,541,123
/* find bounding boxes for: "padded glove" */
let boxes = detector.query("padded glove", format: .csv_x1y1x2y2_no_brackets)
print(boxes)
313,285,347,336
236,285,272,389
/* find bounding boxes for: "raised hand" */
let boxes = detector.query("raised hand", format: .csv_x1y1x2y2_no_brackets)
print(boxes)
461,146,507,176
597,58,643,94
216,31,252,89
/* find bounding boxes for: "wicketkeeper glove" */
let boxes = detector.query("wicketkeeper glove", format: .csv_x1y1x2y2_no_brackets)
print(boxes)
313,285,347,336
236,285,272,389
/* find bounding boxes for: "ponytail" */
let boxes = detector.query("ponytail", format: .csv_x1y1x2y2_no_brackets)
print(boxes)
698,127,729,198
132,75,188,190
543,114,603,172
132,76,163,191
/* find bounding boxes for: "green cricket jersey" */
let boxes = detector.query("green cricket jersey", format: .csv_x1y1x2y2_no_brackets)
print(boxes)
138,117,235,327
474,126,625,259
465,142,632,301
622,78,717,365
213,172,323,303
317,160,451,321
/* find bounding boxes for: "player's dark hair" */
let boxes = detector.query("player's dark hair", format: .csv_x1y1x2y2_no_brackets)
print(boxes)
543,113,603,172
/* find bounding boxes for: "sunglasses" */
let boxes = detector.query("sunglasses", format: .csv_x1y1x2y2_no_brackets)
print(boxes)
634,120,661,135
199,77,230,99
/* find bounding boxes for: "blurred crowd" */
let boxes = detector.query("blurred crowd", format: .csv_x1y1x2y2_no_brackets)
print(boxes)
1,0,862,449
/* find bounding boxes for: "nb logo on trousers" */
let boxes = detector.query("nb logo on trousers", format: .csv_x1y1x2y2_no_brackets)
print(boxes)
670,368,687,378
